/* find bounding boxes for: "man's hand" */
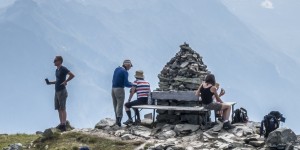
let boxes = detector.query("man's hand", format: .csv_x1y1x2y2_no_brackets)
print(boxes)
61,81,68,86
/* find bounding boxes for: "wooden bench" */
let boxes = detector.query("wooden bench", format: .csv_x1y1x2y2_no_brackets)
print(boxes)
132,91,236,127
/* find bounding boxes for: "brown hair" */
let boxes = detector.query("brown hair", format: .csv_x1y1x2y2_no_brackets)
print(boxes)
205,74,216,86
55,56,63,63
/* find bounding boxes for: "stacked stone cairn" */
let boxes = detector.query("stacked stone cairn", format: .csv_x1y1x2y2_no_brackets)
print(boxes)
156,43,211,124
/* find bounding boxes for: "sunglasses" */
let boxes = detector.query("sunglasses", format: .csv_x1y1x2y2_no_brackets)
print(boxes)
54,59,59,63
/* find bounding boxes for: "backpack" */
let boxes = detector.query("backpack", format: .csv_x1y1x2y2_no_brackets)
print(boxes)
232,107,249,124
260,111,285,138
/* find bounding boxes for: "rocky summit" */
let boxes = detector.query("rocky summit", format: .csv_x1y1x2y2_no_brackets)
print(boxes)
157,42,210,91
89,118,300,150
2,118,300,150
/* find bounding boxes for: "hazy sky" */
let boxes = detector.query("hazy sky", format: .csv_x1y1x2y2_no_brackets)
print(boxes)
0,0,299,134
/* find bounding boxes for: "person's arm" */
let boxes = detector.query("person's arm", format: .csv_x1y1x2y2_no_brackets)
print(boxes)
195,83,203,96
128,87,136,102
123,71,132,88
211,86,223,103
61,72,75,86
48,81,56,85
219,88,225,97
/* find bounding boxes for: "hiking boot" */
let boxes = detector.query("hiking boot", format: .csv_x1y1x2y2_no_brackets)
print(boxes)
223,122,235,130
117,117,122,127
60,124,67,132
135,119,141,124
56,124,64,131
217,118,224,123
123,119,133,125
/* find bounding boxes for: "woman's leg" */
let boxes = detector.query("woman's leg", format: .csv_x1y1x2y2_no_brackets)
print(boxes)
221,104,231,121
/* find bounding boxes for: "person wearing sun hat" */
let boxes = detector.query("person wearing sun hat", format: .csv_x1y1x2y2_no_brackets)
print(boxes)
123,70,151,125
111,59,133,127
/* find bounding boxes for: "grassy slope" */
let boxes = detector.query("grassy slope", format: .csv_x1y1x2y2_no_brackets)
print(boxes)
0,132,142,150
0,134,40,149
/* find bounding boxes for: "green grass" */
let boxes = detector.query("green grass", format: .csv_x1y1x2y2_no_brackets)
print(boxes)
0,134,40,149
33,132,143,150
0,132,144,150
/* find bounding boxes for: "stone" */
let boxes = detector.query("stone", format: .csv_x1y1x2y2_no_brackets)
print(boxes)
185,146,194,150
114,130,127,137
35,131,43,135
266,128,297,147
130,126,152,139
173,77,201,85
95,118,115,129
174,124,200,135
249,141,265,147
156,130,176,140
3,143,23,150
43,128,60,138
121,134,136,140
180,61,190,68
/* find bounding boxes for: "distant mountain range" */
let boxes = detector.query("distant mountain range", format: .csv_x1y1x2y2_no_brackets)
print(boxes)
0,0,299,133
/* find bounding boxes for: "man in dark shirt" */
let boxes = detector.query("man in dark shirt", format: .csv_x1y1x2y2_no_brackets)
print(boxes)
112,59,132,127
47,56,75,131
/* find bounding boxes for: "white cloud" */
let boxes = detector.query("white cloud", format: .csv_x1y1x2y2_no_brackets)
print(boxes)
261,0,274,9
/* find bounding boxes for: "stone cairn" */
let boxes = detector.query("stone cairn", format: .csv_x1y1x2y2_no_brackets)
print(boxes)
155,43,211,124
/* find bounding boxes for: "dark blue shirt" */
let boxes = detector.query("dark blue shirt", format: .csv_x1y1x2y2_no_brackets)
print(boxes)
112,66,132,88
55,66,70,92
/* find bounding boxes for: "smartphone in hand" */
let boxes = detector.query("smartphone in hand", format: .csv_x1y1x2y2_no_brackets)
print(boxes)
45,78,50,85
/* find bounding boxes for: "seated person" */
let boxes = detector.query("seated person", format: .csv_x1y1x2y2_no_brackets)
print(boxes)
214,83,225,119
123,70,151,125
195,74,235,130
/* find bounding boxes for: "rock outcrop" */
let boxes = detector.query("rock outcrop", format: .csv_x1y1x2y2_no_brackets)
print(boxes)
81,118,300,149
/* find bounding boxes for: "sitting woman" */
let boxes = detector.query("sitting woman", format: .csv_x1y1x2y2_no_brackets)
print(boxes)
195,74,235,130
123,70,151,125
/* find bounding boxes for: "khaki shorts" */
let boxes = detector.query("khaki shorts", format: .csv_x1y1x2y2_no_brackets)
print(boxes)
203,102,222,111
55,89,68,110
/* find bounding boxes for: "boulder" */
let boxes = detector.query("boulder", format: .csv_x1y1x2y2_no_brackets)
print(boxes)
130,126,152,139
249,141,265,147
266,128,297,147
95,118,115,129
3,143,23,150
43,128,61,138
174,124,200,135
121,134,136,140
156,130,176,140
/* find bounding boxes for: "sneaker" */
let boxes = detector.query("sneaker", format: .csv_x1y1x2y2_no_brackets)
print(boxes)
223,122,235,130
123,119,133,125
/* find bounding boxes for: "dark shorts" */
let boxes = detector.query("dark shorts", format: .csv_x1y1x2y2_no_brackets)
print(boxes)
125,97,148,108
55,89,68,110
203,102,222,111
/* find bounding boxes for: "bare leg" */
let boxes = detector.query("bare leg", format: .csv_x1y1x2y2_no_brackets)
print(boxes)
58,110,63,124
62,109,67,124
221,104,231,121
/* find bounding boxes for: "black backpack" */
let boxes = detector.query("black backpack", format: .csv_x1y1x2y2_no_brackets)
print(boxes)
232,107,249,124
260,111,286,138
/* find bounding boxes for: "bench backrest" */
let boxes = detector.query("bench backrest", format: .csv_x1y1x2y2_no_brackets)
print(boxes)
151,91,199,101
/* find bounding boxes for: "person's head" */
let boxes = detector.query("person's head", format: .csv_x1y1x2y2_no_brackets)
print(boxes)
134,70,144,80
122,59,133,70
54,56,63,66
205,74,216,86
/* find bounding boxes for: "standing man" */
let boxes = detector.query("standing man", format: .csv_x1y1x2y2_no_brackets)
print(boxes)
112,60,133,127
46,56,75,131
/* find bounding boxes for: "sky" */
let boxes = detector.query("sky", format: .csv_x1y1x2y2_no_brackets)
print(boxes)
0,0,299,134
